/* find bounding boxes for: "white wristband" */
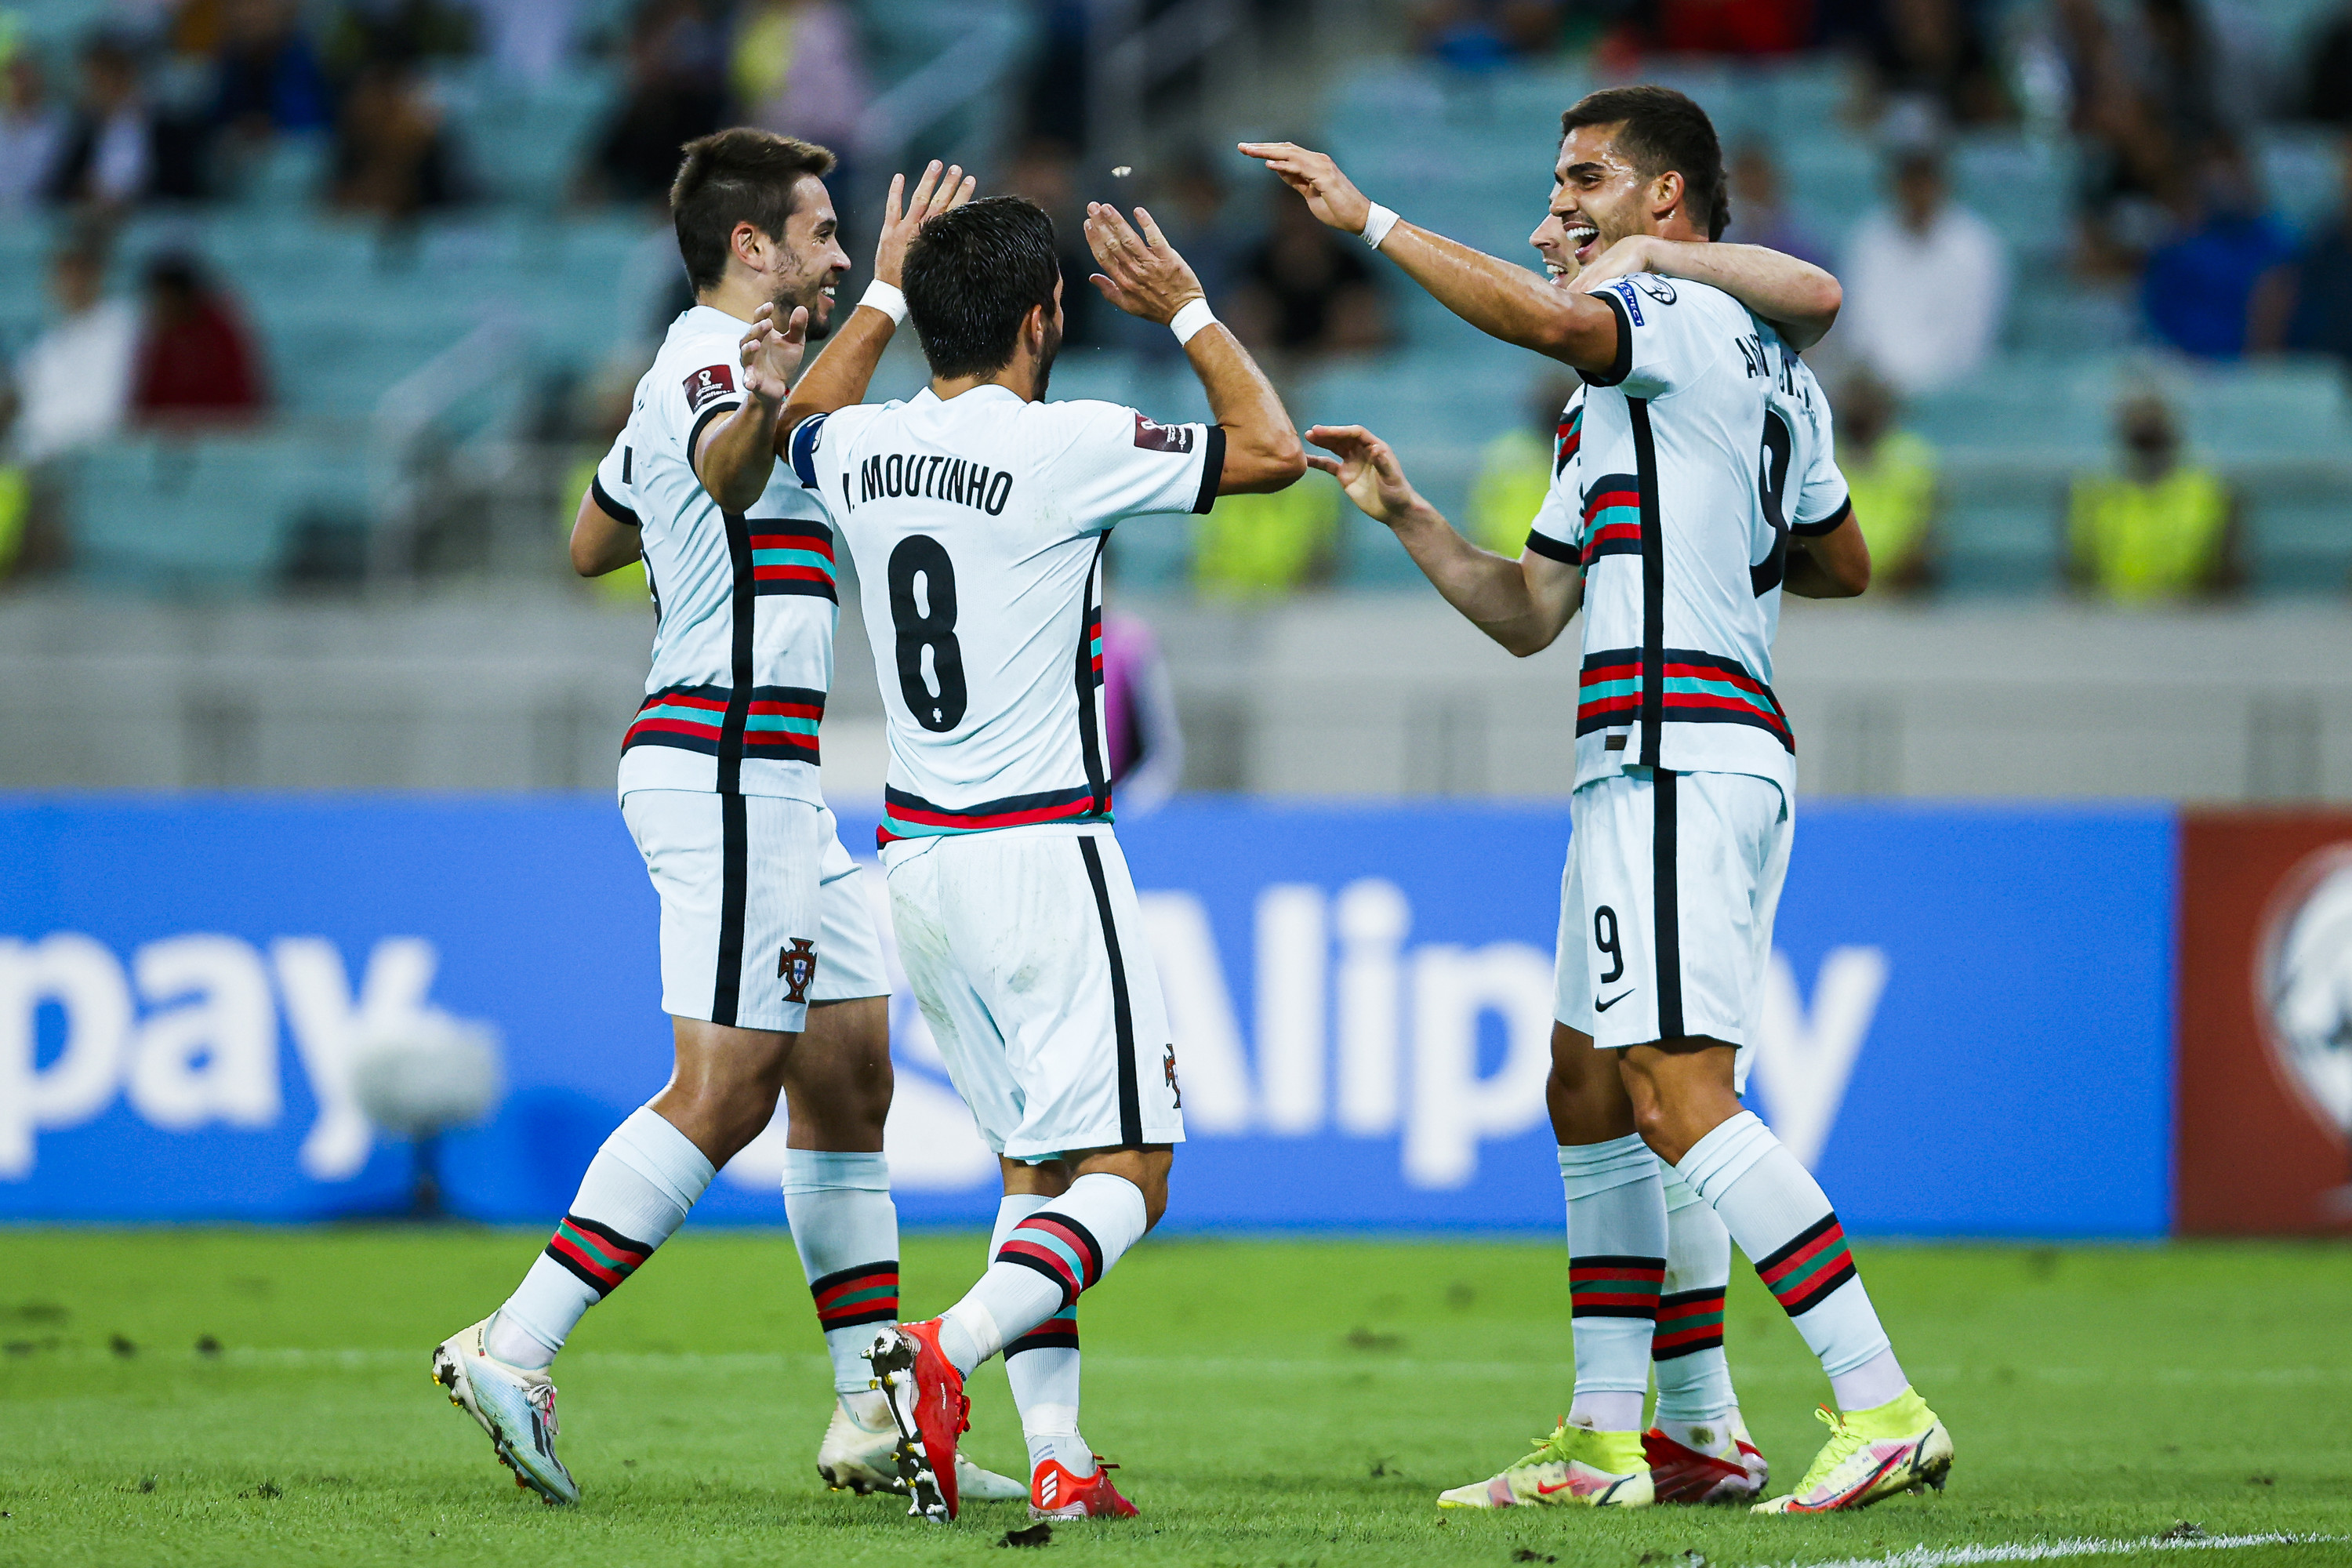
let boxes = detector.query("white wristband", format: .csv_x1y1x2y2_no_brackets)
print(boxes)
1360,201,1399,250
1169,296,1218,346
860,280,907,324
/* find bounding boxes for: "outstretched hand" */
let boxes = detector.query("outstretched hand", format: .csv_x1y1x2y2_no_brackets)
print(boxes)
873,159,976,289
1083,203,1206,325
1306,424,1422,526
739,302,808,403
1237,142,1373,235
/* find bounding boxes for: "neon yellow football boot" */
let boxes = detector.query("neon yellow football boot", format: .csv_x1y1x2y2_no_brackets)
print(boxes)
1751,1387,1951,1514
1438,1421,1653,1509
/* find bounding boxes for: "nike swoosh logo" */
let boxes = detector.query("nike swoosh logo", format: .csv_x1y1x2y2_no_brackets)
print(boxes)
1595,989,1635,1012
1535,1479,1577,1495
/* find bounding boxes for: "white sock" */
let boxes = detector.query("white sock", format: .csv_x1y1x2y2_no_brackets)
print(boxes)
490,1106,713,1368
1559,1135,1664,1435
992,1194,1092,1478
1653,1163,1737,1454
1675,1111,1907,1413
938,1173,1148,1381
782,1149,901,1397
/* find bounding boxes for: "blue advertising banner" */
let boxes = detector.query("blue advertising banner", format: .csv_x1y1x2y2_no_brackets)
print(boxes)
0,796,2175,1236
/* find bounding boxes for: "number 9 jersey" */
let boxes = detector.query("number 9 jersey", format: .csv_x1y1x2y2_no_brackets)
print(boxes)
789,386,1221,851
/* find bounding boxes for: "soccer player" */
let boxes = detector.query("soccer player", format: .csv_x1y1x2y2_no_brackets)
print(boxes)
781,196,1304,1522
430,130,1025,1509
1247,87,1953,1515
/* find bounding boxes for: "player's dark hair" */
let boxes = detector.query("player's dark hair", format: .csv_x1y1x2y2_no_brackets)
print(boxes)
1562,85,1727,243
670,128,837,293
902,196,1062,380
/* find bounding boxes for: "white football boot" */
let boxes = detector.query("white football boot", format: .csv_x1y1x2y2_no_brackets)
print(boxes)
431,1316,579,1505
817,1391,1028,1501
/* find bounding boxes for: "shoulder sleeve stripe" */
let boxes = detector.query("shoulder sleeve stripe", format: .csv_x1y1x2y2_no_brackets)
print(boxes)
1192,426,1226,515
686,399,742,473
1525,528,1580,564
590,475,640,527
789,414,828,489
1578,288,1635,389
1791,494,1853,538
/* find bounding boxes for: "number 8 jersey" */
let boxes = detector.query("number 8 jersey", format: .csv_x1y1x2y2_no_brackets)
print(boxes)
790,385,1221,850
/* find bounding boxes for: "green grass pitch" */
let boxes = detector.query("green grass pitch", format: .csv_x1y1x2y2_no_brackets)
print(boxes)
2,1229,2347,1567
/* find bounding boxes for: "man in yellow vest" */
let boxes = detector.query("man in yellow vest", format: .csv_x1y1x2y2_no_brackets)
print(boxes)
1835,370,1939,594
2066,391,2243,603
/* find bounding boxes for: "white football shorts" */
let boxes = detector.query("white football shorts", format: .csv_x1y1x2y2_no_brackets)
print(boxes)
622,789,825,1034
1554,768,1791,1082
884,823,1185,1161
809,805,888,1004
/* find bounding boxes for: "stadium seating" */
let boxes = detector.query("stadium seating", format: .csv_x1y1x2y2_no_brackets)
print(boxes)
13,27,2348,598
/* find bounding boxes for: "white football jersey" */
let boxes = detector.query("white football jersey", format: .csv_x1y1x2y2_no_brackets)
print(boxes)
594,306,839,804
1531,273,1849,796
789,386,1221,849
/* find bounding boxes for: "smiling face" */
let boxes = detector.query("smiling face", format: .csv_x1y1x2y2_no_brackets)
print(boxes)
1533,121,1695,281
769,172,852,337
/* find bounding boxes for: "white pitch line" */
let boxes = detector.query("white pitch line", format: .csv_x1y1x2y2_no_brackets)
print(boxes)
1775,1532,2347,1568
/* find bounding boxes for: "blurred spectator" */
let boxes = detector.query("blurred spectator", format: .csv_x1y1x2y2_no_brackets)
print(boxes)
326,0,479,75
1160,151,1243,310
1834,370,1939,594
1021,0,1089,151
1841,148,2005,395
1468,372,1575,558
2260,143,2352,369
1412,2,1562,68
1229,186,1389,361
1001,140,1100,347
1651,0,1809,57
0,49,66,211
1195,472,1341,599
1722,142,1827,268
131,253,267,426
11,241,137,463
2065,390,2241,603
731,0,866,151
212,0,332,140
1826,0,2009,126
2309,5,2352,125
586,0,728,203
1101,613,1184,816
44,35,202,206
2140,141,2292,361
329,57,466,219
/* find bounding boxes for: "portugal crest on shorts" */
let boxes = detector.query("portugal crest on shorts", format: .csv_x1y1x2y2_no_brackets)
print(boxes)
779,937,818,1003
1163,1044,1181,1108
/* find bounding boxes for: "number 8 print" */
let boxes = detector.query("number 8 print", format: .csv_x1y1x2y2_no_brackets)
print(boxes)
887,534,968,731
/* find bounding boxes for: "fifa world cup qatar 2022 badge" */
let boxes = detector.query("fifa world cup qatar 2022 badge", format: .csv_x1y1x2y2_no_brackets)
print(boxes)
684,363,735,412
779,938,818,1004
2259,844,2352,1208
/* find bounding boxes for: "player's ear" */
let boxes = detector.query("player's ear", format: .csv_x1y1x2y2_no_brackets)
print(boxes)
1653,169,1684,226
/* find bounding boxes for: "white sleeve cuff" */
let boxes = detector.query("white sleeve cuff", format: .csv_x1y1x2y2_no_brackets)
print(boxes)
859,280,908,324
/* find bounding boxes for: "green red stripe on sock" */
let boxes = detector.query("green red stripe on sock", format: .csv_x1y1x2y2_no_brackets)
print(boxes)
809,1261,899,1332
1005,1304,1079,1357
1652,1287,1726,1359
996,1211,1105,1309
1570,1254,1665,1319
544,1214,655,1298
1755,1213,1857,1317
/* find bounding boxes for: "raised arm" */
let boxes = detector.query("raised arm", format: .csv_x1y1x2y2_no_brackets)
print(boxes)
781,161,975,437
1306,424,1582,655
1084,201,1306,493
1239,141,1621,374
693,303,807,513
1575,235,1841,349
